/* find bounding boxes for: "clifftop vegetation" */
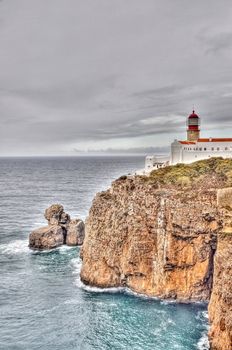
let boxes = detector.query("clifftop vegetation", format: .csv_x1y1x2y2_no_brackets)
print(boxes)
142,157,232,188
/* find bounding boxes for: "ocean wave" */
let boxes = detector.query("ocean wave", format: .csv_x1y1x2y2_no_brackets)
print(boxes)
195,310,209,323
202,310,209,320
57,245,76,253
77,281,125,294
124,287,160,300
0,239,78,256
70,257,82,273
0,239,29,255
196,311,210,350
197,332,210,350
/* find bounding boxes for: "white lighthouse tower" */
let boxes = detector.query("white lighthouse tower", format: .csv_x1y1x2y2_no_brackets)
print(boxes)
187,110,200,141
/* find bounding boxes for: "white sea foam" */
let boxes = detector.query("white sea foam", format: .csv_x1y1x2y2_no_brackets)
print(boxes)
197,332,210,350
124,287,160,300
58,245,76,253
195,310,209,324
0,238,77,256
77,281,125,294
0,239,29,255
31,245,77,255
196,311,210,350
70,257,82,274
202,310,209,319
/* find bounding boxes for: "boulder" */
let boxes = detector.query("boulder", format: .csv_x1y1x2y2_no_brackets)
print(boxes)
66,219,85,246
29,204,85,250
44,204,70,226
29,225,64,250
60,212,71,227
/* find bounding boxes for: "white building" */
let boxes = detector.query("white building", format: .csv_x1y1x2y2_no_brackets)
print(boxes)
171,138,232,165
142,110,232,174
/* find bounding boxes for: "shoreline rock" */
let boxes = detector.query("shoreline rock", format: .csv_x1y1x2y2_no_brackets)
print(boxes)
29,225,64,250
66,219,85,246
29,204,85,249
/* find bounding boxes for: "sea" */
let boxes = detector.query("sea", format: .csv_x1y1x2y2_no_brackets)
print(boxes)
0,156,209,350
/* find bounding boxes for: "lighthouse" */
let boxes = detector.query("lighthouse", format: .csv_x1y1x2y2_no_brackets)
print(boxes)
140,108,232,174
187,110,200,142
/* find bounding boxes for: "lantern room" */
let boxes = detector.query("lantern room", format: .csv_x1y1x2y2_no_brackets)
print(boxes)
187,110,200,141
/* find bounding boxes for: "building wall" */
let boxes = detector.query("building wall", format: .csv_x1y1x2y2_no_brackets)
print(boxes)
145,155,169,173
170,140,183,165
172,141,232,164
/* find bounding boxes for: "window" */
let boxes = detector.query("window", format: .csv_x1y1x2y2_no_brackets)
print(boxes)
217,147,220,151
212,147,214,151
204,148,207,151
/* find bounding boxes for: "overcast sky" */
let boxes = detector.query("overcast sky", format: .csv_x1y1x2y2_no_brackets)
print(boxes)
0,0,232,155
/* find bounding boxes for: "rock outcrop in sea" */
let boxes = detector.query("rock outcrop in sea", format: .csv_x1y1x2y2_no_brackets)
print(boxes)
80,158,232,349
29,204,85,249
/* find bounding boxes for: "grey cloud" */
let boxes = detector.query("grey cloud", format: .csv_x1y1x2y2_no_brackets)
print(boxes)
201,32,232,54
0,0,232,155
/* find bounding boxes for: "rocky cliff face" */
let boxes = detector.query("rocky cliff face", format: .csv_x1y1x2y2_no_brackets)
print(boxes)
80,158,232,348
208,189,232,350
81,159,232,301
81,179,219,300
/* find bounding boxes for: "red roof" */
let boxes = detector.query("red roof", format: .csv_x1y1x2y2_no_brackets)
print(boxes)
198,138,232,142
180,138,232,144
180,141,196,144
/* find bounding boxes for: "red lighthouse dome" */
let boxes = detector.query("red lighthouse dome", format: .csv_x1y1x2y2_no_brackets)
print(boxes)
187,110,200,141
189,110,199,119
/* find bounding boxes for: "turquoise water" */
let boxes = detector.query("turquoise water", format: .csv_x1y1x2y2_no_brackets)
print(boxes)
0,157,209,350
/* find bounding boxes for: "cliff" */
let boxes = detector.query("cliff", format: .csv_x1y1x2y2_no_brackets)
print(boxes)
80,158,232,347
208,189,232,349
